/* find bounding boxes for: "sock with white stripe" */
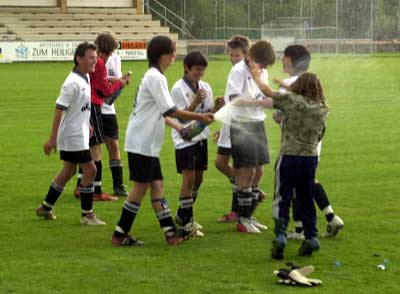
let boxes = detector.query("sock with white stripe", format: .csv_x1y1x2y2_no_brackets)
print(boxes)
43,181,65,209
250,187,261,214
237,187,253,218
94,160,102,195
177,196,193,226
80,185,94,216
313,182,334,222
152,198,176,236
115,201,140,237
110,160,123,189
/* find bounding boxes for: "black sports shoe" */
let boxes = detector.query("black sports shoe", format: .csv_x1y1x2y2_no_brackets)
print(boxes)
113,185,128,197
112,233,144,247
298,237,320,256
271,234,287,260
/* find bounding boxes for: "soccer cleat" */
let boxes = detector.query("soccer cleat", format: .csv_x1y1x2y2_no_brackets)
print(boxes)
236,217,261,233
73,187,80,199
36,205,57,220
298,237,320,256
323,215,344,238
165,231,185,245
80,213,106,225
287,230,305,240
112,233,144,247
113,185,128,197
218,211,238,223
250,217,268,231
183,222,204,238
271,234,287,260
93,192,118,201
193,221,203,231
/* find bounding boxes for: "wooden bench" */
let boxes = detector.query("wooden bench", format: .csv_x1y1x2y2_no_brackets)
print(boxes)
0,13,151,21
0,7,137,14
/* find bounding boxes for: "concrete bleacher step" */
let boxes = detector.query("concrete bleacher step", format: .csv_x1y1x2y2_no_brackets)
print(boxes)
0,13,152,21
7,20,161,28
0,6,137,14
16,26,170,34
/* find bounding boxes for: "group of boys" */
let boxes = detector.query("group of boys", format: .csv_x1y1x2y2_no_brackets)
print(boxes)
35,32,343,259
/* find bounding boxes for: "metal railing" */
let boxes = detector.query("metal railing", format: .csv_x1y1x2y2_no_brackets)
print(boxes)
144,0,193,39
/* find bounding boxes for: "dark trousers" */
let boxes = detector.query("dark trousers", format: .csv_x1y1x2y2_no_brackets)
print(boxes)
273,155,318,239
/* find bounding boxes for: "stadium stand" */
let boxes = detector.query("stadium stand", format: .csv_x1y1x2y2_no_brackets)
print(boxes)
0,6,187,54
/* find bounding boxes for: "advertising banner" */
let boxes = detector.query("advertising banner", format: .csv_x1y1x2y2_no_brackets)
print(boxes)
0,41,146,62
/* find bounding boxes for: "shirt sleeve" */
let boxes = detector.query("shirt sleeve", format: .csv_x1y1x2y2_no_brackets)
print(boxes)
56,80,77,109
147,74,177,116
225,67,245,101
272,92,295,112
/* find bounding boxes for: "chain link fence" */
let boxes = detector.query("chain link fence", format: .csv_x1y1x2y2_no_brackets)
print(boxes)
156,0,400,54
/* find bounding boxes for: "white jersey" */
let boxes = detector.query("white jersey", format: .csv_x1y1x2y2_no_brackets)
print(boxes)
278,74,322,157
225,60,268,122
124,67,177,157
101,52,122,115
170,78,213,150
56,71,91,151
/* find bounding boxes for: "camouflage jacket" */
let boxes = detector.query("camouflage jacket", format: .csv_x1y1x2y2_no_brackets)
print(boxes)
272,92,329,156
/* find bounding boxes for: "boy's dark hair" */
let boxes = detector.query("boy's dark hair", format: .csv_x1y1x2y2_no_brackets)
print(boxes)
74,42,97,67
147,35,175,68
248,40,275,68
95,32,118,55
284,45,311,73
290,72,325,104
227,35,250,55
184,51,208,72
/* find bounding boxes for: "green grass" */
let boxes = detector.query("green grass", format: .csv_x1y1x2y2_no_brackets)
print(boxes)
0,54,399,293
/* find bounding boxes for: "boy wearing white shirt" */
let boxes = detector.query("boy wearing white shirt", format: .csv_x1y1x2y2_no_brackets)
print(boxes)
226,40,275,233
170,52,213,237
36,42,105,225
112,36,214,247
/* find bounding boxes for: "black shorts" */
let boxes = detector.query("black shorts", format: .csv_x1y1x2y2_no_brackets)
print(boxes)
175,139,208,174
102,114,119,140
128,152,163,183
230,120,270,168
60,150,92,163
217,146,232,156
89,103,104,147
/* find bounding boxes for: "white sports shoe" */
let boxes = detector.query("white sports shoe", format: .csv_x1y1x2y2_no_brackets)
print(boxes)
193,221,203,231
323,215,344,238
250,217,268,231
184,222,204,237
236,217,261,233
287,230,305,240
80,213,106,226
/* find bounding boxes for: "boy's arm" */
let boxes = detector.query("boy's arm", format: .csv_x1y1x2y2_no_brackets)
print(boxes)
43,107,63,155
169,108,214,125
165,117,183,132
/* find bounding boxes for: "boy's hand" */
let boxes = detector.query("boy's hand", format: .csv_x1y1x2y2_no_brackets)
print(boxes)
43,137,57,156
248,60,262,81
200,112,214,125
273,110,284,124
213,96,225,112
195,89,207,104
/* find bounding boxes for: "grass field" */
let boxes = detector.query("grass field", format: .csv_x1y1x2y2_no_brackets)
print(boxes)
0,53,399,294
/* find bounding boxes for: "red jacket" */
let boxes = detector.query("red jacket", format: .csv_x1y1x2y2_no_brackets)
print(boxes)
90,57,122,106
